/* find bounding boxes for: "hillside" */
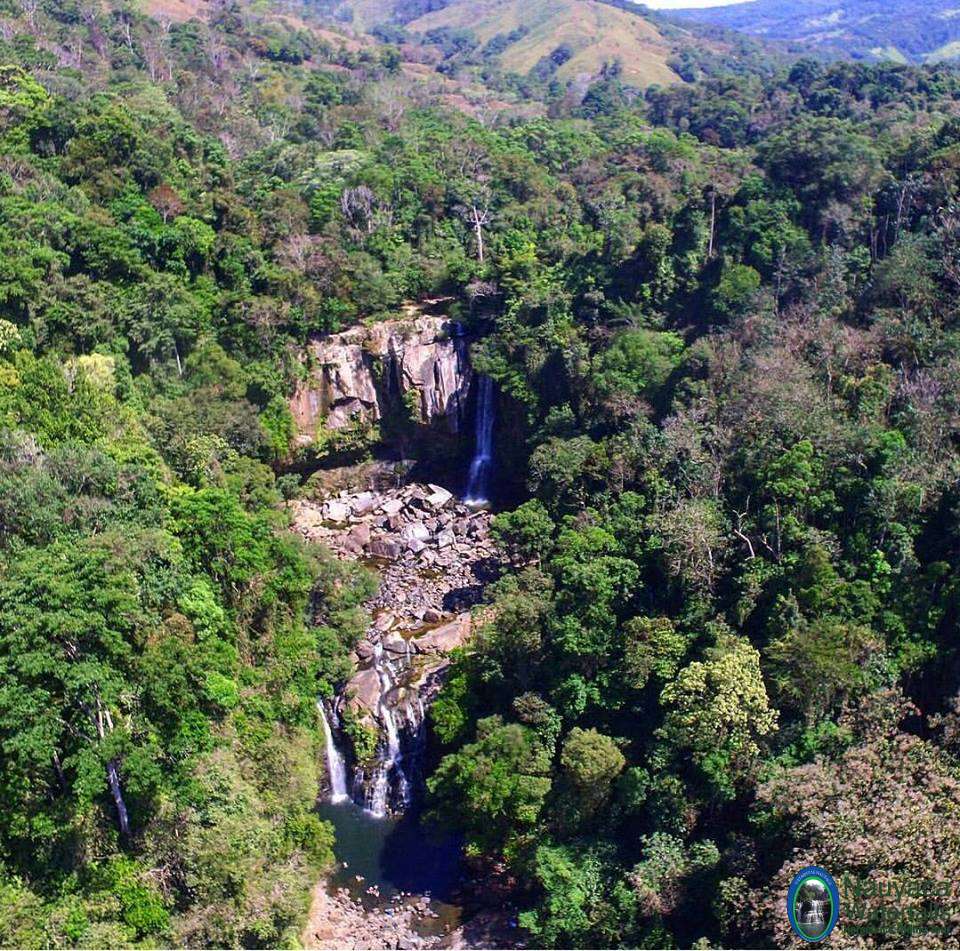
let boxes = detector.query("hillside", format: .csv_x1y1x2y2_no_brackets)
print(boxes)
329,0,681,87
409,0,680,87
669,0,960,63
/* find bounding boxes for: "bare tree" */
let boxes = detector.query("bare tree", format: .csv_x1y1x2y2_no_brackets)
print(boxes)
341,185,382,237
19,0,38,32
464,191,492,263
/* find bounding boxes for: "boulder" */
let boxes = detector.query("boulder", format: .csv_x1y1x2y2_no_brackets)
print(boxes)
380,498,404,517
383,635,412,656
351,492,377,516
402,522,431,542
348,522,371,547
412,613,471,654
369,539,403,560
436,530,455,549
373,613,396,632
405,539,427,555
345,667,381,715
324,500,351,523
425,485,454,509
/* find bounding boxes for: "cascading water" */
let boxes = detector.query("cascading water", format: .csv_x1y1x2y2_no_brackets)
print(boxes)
321,619,437,819
318,700,349,803
364,642,412,818
465,375,496,505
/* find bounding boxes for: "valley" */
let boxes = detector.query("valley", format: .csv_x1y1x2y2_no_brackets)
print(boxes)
4,0,960,947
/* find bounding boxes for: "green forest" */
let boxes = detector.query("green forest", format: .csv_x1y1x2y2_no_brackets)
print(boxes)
1,0,960,947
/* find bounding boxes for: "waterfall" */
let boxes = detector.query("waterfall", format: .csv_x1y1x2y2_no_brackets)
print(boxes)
367,707,409,818
318,701,349,803
364,645,411,819
465,375,496,504
802,899,828,925
369,764,389,817
383,706,400,762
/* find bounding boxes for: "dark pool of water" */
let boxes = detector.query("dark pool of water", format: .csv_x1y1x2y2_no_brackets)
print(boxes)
318,800,464,911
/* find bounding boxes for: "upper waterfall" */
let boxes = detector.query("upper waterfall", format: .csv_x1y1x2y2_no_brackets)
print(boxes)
465,375,496,505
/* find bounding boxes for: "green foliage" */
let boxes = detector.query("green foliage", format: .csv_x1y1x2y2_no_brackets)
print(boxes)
430,668,473,747
490,499,556,563
560,727,625,811
593,329,684,403
2,3,960,947
711,261,760,317
340,706,379,765
623,616,689,690
658,637,779,797
519,840,638,948
428,716,552,857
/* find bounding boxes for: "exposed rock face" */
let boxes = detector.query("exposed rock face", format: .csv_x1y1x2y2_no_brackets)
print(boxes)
412,615,472,655
290,313,472,446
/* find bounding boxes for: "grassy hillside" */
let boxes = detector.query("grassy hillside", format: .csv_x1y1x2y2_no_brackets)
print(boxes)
408,0,681,87
669,0,960,63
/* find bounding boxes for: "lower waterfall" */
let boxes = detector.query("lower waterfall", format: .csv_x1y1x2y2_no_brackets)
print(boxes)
318,700,349,803
323,637,425,820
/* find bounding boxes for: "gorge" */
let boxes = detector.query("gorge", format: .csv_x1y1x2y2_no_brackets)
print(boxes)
293,315,505,948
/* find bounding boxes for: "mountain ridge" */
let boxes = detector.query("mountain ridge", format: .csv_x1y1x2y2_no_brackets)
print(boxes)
668,0,960,63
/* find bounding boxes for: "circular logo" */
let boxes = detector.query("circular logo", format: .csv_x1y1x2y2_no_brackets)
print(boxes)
787,866,839,943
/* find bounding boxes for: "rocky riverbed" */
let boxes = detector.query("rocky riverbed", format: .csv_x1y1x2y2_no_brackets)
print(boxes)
302,881,525,950
291,481,500,764
290,481,498,624
302,882,443,951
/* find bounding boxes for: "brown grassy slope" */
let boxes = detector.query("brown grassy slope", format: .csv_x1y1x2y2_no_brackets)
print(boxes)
408,0,680,87
142,0,369,51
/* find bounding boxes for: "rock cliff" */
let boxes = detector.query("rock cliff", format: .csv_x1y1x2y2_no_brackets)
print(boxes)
289,313,471,447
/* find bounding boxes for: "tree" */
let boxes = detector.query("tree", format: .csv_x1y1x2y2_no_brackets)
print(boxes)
756,117,885,239
520,840,638,948
711,261,760,318
742,692,960,948
765,617,884,724
658,636,778,796
427,716,551,857
593,329,685,405
560,727,626,808
491,499,556,564
0,538,157,856
623,616,689,691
